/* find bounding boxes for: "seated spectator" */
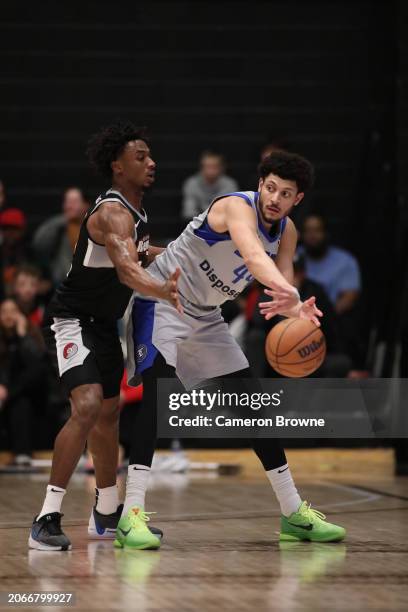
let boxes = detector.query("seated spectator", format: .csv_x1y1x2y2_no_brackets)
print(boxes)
11,265,45,327
299,214,366,369
292,254,352,376
0,299,46,466
32,186,90,287
299,214,361,314
0,207,30,294
181,151,238,220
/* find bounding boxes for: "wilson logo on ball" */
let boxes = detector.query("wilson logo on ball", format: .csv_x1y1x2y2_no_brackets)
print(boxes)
63,342,78,359
297,336,325,359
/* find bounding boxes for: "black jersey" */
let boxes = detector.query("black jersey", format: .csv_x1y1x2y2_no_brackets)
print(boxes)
48,189,150,321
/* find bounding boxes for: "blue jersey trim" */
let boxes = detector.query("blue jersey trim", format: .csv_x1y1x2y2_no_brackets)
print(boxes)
193,221,231,246
194,191,256,246
194,191,287,247
210,191,255,208
225,191,254,207
131,298,158,374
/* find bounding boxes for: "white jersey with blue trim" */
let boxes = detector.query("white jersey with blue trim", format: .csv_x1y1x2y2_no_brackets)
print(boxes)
152,191,287,307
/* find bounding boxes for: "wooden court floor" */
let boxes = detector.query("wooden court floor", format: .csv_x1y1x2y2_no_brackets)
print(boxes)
0,449,407,612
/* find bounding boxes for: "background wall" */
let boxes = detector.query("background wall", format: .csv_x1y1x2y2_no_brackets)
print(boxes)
0,0,401,355
0,1,396,233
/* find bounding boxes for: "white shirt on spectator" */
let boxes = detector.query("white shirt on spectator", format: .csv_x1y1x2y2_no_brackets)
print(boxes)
181,173,238,220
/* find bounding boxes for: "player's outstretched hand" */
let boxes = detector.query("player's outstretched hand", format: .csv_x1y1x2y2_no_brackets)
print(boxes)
259,292,322,326
258,286,300,319
162,268,183,314
297,296,323,326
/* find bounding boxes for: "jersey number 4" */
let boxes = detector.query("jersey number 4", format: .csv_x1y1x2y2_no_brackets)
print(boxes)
232,249,276,284
232,263,254,284
232,250,253,284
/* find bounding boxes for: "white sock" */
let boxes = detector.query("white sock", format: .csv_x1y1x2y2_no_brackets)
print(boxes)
266,464,302,517
122,464,151,515
95,485,119,515
37,484,66,520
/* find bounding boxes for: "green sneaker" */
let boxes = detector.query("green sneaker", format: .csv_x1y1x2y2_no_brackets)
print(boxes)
114,507,161,550
280,501,346,543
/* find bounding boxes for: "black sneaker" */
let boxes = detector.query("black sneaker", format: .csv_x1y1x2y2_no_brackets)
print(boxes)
29,513,72,551
88,504,163,540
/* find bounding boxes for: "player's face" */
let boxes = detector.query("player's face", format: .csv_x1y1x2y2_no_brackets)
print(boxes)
257,173,303,224
114,140,156,189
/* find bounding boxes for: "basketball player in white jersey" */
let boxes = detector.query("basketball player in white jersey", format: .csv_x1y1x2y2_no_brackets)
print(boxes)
116,151,346,549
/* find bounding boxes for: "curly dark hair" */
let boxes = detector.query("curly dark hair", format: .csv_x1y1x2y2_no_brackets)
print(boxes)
86,120,149,179
258,151,314,193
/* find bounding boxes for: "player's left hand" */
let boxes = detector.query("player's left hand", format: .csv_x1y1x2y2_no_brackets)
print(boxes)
297,296,323,326
259,292,323,326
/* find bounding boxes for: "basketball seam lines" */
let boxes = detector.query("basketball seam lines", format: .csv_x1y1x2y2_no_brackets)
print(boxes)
274,318,300,372
277,326,325,359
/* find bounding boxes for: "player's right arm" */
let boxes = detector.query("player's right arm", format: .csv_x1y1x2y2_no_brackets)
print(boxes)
93,203,182,312
222,197,300,309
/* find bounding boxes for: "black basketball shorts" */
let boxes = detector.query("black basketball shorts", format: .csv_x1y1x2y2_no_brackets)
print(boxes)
43,315,123,399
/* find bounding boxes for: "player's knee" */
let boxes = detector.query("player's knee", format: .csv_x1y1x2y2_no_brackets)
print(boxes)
98,401,120,426
72,389,103,430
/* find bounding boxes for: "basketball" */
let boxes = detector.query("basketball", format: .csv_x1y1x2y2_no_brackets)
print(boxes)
265,318,326,377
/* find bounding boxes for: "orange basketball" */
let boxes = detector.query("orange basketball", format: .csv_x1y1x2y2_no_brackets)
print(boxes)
265,318,326,377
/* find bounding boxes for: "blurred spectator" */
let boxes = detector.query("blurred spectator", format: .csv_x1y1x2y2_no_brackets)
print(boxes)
299,214,361,314
292,254,339,351
32,186,90,286
0,207,30,294
11,265,45,327
299,214,366,369
259,140,290,161
292,254,352,376
181,151,238,220
0,299,46,466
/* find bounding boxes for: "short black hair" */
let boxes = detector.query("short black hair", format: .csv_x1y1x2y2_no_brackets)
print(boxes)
258,151,314,193
87,120,148,179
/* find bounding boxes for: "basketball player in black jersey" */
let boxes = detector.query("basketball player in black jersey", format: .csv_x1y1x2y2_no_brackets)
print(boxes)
29,121,181,550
